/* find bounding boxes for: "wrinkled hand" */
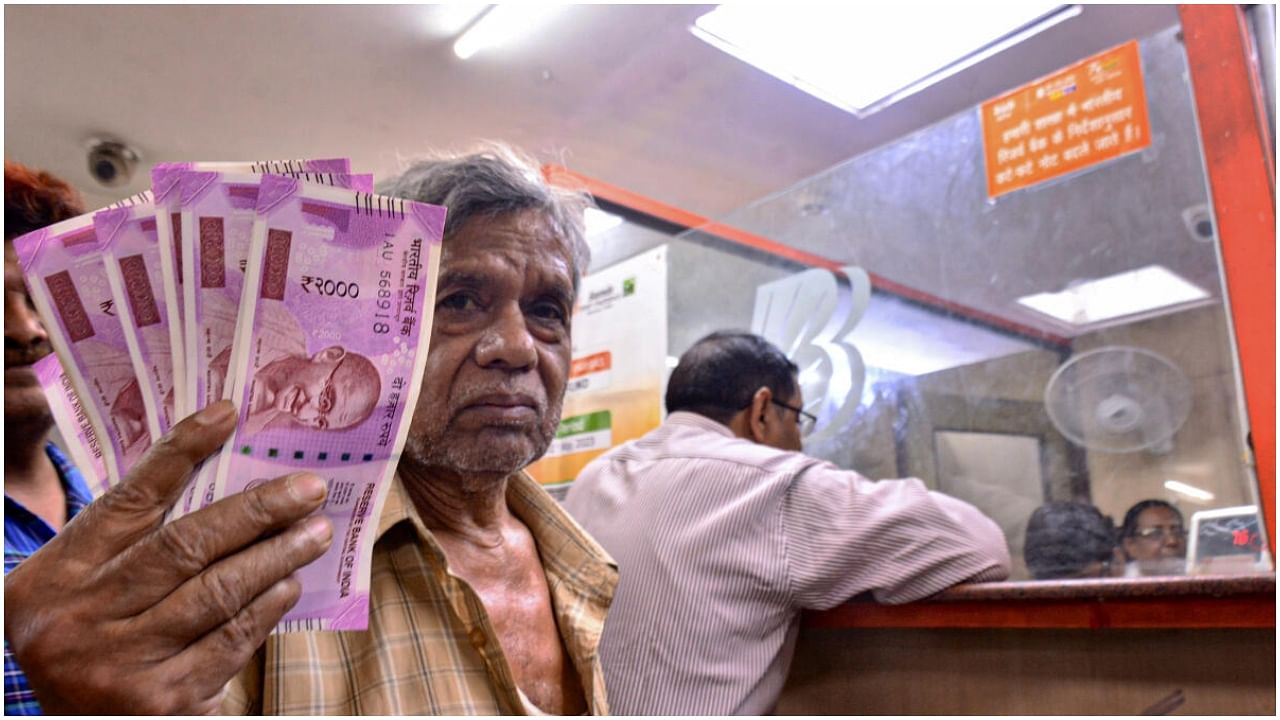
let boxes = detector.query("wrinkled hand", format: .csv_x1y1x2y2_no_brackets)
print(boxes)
4,401,333,714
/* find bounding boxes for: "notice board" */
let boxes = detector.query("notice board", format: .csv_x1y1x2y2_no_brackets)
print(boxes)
981,39,1151,199
525,245,667,490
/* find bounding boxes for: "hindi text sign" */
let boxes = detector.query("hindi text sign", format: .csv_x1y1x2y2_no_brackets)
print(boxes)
981,40,1151,199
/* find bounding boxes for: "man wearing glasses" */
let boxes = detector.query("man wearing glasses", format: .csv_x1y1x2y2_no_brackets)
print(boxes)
563,331,1010,715
1119,499,1187,576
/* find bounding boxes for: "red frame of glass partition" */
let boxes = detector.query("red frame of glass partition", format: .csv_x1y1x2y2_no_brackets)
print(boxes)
544,4,1275,628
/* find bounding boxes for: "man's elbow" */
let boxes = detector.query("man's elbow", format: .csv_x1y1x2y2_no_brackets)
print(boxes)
967,517,1013,582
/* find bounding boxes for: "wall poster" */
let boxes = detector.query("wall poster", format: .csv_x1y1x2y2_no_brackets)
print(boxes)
526,244,668,494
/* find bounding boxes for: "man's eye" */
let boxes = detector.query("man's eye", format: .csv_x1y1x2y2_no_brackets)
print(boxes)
438,293,478,312
530,302,567,323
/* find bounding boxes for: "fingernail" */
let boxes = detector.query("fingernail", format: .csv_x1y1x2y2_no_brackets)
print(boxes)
304,516,332,544
290,473,327,502
195,400,236,426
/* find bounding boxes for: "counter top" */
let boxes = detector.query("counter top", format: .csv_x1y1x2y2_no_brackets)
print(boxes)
805,573,1274,630
929,573,1275,601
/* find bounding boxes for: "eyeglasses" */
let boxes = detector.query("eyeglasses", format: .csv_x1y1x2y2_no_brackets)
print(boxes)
771,399,817,436
1131,526,1188,542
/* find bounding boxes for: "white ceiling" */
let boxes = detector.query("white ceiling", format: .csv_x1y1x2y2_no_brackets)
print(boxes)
6,3,1203,370
5,4,1180,217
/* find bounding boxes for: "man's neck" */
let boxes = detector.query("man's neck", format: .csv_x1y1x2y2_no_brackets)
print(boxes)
398,457,516,547
4,420,54,484
4,421,66,529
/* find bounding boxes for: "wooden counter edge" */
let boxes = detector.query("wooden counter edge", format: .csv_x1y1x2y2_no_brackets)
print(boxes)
804,574,1276,630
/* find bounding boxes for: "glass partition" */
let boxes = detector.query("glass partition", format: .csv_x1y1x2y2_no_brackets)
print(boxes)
585,24,1270,581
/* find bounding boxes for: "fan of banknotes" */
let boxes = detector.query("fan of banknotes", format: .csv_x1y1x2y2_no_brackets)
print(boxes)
14,158,447,631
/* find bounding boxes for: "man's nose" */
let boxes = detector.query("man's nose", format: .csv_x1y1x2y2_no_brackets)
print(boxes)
474,303,537,370
6,297,50,347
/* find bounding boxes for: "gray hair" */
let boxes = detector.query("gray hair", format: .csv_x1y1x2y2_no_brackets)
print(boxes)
377,144,593,287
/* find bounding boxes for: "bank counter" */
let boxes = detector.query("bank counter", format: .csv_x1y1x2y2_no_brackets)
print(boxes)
537,6,1275,715
778,574,1275,714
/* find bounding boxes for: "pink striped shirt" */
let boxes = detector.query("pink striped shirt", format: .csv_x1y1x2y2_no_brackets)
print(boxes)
564,411,1010,715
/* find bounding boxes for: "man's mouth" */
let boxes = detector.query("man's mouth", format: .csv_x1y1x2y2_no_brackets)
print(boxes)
4,347,51,373
4,351,47,385
4,365,39,386
458,392,540,424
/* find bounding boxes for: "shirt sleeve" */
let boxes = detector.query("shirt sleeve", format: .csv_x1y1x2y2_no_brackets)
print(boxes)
779,462,1011,610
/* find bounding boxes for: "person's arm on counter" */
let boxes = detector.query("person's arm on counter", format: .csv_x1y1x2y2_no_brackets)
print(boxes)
780,463,1011,611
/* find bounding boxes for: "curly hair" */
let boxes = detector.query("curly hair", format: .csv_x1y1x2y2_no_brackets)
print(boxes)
5,160,85,241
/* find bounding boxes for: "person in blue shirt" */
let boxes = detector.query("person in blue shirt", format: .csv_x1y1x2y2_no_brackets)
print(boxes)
4,160,92,715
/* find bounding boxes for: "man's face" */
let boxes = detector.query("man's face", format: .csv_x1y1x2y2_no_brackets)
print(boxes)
1124,506,1187,562
252,347,379,431
404,209,575,477
4,241,54,425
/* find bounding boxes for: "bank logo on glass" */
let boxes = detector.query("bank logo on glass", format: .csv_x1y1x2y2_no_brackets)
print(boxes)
14,159,446,633
750,266,871,443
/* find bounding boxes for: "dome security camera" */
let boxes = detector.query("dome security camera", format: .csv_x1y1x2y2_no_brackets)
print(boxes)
86,138,140,188
1180,204,1215,243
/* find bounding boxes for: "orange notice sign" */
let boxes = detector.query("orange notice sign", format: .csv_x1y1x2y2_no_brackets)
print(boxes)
571,351,612,378
981,40,1151,199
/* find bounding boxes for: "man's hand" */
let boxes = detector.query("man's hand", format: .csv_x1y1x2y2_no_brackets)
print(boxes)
4,400,334,714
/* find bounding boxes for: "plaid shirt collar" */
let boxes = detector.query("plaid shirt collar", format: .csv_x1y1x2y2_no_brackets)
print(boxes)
376,470,618,712
377,469,617,582
378,468,620,626
227,470,618,715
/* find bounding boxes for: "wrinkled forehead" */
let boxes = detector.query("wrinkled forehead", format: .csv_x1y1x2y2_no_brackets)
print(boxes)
442,210,576,288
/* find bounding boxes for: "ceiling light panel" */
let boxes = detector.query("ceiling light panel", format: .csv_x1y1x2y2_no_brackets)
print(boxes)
1016,265,1210,327
454,4,565,60
691,3,1074,115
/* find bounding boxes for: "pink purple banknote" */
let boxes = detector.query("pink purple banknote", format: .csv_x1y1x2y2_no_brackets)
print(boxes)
14,159,444,632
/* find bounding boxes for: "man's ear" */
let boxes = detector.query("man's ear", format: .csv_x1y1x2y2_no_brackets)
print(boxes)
746,386,773,444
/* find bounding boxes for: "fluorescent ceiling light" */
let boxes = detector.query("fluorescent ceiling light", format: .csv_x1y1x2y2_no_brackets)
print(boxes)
1017,265,1210,326
584,207,624,237
424,3,490,36
453,4,564,60
691,3,1077,116
1164,479,1215,502
849,293,1037,376
665,355,680,369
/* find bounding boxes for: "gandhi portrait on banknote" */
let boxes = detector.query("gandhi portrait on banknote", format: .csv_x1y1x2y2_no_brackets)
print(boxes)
202,292,381,435
242,345,381,435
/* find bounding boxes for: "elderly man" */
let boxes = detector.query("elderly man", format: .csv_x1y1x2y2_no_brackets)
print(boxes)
563,331,1011,715
4,147,616,715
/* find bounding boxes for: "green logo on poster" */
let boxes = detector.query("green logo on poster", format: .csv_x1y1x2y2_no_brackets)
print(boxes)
622,277,636,296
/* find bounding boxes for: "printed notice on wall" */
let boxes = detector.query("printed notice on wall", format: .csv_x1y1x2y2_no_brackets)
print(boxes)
981,39,1151,199
526,245,667,492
